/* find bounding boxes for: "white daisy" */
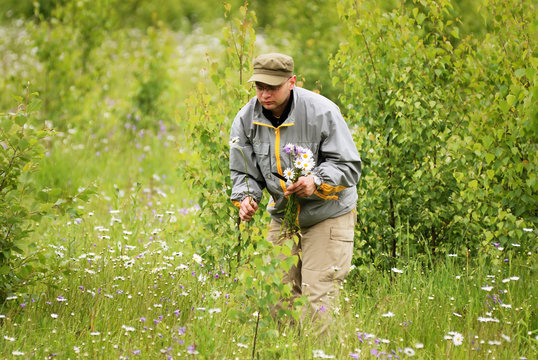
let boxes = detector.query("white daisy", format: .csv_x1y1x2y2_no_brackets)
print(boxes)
452,332,464,346
283,168,294,181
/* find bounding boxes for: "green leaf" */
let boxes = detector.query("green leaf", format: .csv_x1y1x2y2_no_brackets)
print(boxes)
469,180,478,190
514,68,526,78
27,98,42,113
14,114,27,127
485,153,495,164
506,94,516,108
0,265,10,275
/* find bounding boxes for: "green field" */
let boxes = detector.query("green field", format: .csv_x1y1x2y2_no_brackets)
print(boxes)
1,0,536,358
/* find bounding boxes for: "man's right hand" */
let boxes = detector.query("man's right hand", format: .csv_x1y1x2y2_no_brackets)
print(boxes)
239,197,258,222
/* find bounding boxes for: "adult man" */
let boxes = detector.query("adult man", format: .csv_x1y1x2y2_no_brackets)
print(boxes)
229,53,361,329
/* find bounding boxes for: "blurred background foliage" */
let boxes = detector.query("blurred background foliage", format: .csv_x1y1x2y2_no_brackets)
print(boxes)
0,0,536,274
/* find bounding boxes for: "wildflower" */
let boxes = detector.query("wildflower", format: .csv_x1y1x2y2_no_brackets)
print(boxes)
414,343,424,349
501,334,511,342
403,347,415,356
187,345,198,355
300,148,314,160
4,336,15,341
51,313,58,319
237,343,248,348
12,351,25,356
229,137,240,147
281,143,316,237
382,311,395,317
452,333,464,346
283,143,295,154
192,254,203,264
122,325,135,332
481,286,493,292
313,349,335,358
391,267,403,274
283,168,294,181
477,316,499,323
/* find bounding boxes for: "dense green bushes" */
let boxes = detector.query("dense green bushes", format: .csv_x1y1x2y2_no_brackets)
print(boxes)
332,0,536,267
1,0,535,279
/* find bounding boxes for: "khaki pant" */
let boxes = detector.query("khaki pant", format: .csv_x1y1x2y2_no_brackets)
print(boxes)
266,209,356,333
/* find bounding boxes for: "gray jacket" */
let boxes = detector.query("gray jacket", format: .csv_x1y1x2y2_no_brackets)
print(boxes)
229,86,361,228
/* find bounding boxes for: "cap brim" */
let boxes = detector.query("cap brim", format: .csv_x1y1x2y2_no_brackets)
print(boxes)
248,74,288,86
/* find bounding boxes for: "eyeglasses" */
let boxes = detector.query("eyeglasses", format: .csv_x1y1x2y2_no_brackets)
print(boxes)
254,78,291,93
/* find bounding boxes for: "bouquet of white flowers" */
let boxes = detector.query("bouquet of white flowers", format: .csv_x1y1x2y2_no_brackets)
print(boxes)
280,143,316,237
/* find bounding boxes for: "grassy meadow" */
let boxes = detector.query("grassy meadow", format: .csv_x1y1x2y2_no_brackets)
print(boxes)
1,0,537,359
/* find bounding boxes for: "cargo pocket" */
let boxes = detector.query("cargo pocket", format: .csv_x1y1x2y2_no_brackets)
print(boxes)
253,142,271,177
319,227,354,282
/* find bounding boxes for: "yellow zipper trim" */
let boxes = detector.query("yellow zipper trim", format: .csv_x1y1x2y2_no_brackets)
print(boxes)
253,121,295,193
275,123,295,193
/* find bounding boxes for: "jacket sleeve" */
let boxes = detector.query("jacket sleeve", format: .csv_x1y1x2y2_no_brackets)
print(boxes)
315,106,362,196
229,116,265,206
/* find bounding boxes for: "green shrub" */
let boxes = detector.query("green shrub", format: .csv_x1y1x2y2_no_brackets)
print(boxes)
0,88,94,302
331,0,537,267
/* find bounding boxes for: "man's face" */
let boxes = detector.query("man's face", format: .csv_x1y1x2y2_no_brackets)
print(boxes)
255,76,296,115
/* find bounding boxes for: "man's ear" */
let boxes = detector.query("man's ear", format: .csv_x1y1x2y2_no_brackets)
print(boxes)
289,75,297,88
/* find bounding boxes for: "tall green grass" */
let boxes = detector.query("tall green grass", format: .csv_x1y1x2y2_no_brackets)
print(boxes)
1,153,535,358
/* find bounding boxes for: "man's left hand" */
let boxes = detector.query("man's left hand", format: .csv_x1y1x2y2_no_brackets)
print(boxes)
285,176,316,197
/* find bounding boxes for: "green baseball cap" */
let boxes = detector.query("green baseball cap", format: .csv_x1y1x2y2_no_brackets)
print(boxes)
248,53,294,86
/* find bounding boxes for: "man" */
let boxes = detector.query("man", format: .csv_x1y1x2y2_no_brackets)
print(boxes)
229,53,361,330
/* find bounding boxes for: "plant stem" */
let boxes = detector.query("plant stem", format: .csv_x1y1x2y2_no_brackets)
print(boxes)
251,310,260,360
